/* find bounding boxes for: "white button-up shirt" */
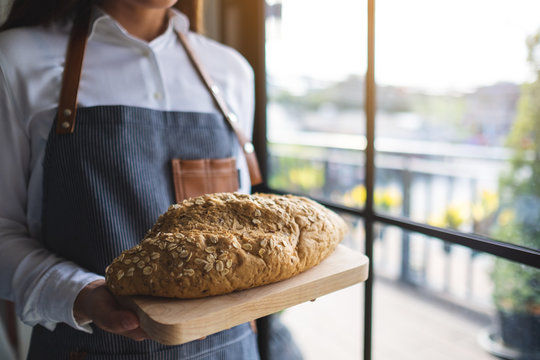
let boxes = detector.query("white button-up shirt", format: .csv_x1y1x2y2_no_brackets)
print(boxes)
0,7,254,332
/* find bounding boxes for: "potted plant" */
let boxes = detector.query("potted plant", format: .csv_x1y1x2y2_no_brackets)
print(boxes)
487,27,540,359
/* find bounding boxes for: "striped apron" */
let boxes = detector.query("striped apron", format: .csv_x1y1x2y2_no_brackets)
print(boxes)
26,105,259,359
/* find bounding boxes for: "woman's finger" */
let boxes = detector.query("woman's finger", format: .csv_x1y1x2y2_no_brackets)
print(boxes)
77,281,149,340
93,308,140,333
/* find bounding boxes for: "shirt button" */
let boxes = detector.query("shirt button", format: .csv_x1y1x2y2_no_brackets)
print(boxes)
154,92,163,100
142,49,151,57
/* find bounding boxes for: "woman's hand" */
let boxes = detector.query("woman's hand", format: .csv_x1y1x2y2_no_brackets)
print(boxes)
73,279,149,341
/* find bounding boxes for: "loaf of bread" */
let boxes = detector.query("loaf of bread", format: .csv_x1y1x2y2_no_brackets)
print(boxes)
105,192,347,298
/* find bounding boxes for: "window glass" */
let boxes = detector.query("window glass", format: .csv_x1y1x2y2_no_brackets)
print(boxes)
280,214,364,360
265,0,368,205
373,225,540,360
281,283,364,359
375,0,540,252
282,221,540,360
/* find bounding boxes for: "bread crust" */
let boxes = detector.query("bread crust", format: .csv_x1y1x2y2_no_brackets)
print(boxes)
105,193,347,298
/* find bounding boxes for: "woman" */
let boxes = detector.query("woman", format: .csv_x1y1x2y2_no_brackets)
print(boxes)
0,0,260,358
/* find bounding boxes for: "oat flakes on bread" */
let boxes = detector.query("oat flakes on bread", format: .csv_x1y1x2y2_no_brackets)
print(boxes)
105,192,348,298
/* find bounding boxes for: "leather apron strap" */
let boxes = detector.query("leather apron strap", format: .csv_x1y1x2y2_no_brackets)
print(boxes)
175,31,263,186
56,7,91,135
56,8,263,186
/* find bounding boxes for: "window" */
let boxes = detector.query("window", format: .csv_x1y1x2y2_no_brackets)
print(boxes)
375,0,540,250
222,0,540,359
266,0,368,207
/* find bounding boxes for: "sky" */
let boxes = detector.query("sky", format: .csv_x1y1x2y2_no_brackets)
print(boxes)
266,0,540,92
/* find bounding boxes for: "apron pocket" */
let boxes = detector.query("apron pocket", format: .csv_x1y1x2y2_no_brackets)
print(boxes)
171,157,239,203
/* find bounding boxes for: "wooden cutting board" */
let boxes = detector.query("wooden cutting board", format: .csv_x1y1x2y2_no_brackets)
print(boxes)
117,245,369,345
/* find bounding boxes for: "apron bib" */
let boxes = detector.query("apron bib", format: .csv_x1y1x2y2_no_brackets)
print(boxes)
27,105,259,359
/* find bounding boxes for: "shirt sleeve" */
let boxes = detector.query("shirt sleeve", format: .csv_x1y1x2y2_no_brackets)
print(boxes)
0,56,103,333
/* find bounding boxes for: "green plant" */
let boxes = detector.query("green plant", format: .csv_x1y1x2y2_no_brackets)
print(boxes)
483,29,540,357
491,27,540,318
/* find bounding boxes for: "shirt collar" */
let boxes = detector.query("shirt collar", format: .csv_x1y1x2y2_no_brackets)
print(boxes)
87,6,190,47
169,8,190,34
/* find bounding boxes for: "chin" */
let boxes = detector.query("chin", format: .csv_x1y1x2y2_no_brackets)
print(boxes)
127,0,179,9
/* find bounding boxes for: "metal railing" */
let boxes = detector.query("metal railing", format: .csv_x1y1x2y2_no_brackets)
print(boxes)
267,138,539,306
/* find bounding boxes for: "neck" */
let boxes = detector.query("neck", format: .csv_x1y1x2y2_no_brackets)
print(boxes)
99,3,171,42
